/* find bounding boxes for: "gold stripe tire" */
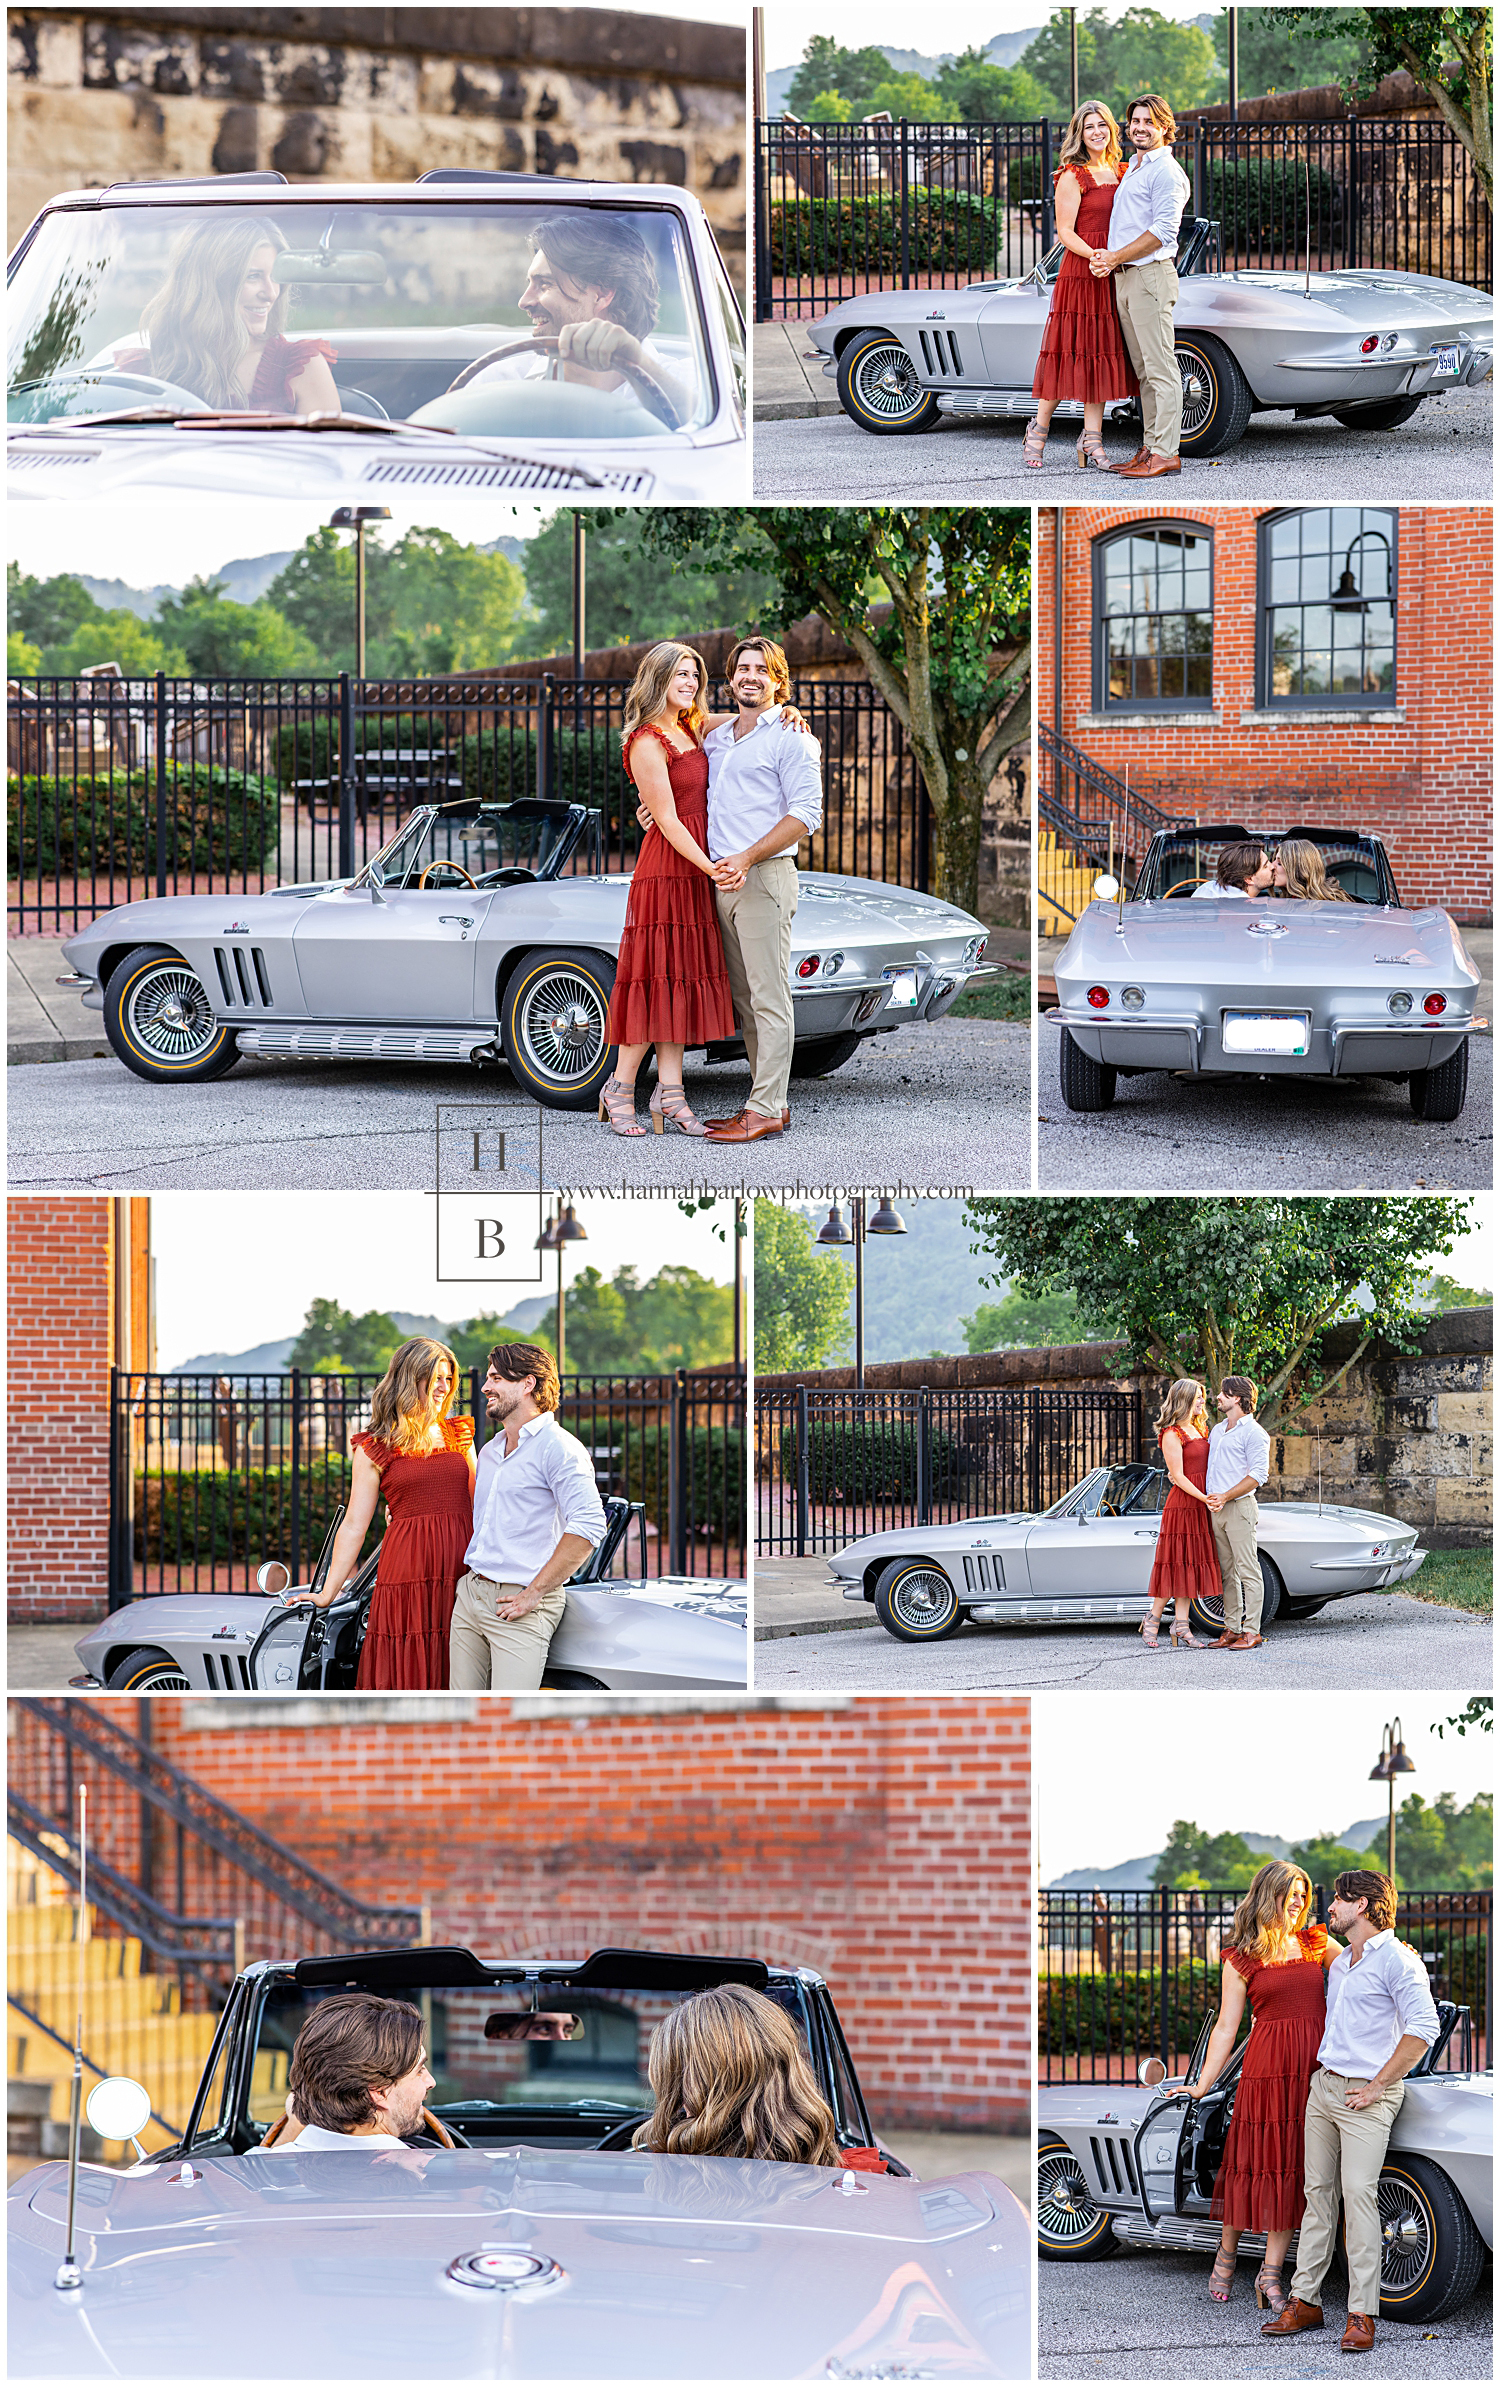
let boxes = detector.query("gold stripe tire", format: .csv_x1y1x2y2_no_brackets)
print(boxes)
103,945,238,1082
499,946,617,1111
836,333,943,435
1036,2132,1119,2260
1375,2153,1486,2323
873,1560,966,1642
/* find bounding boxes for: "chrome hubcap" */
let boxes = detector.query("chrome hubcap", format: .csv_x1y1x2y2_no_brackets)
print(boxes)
1376,2182,1430,2289
1038,2151,1099,2244
855,346,922,419
127,965,219,1061
520,974,607,1081
891,1567,956,1629
1177,358,1213,433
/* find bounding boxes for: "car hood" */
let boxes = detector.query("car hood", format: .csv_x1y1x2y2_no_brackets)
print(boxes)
580,1578,748,1625
1058,901,1477,992
75,1594,278,1665
1222,267,1492,327
9,2148,1028,2378
830,1517,1031,1570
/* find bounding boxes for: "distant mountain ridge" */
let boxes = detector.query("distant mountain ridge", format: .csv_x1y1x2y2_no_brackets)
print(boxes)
72,534,530,623
766,28,1042,114
169,1297,552,1375
1048,1817,1386,1889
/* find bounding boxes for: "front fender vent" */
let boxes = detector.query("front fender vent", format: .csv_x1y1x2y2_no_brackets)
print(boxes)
212,947,274,1007
1089,2134,1139,2195
917,328,966,380
962,1554,1003,1593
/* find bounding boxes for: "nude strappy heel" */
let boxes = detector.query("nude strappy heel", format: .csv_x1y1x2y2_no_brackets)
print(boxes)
598,1076,646,1137
1208,2246,1236,2302
1022,417,1048,470
1076,430,1111,470
650,1083,708,1138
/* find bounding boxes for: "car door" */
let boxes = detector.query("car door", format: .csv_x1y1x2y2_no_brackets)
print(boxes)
1022,1467,1164,1605
976,278,1053,388
290,885,496,1021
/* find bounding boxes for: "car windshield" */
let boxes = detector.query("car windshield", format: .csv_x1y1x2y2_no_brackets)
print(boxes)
1045,1464,1167,1519
8,200,717,440
362,803,596,890
1133,832,1393,905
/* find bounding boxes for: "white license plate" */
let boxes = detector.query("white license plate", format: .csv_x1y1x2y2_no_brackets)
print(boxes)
1430,344,1460,375
1223,1012,1310,1056
884,970,919,1009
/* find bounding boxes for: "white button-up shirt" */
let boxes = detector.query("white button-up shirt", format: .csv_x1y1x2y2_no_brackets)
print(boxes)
1110,142,1192,263
1206,1412,1271,1497
1318,1929,1439,2076
1191,882,1250,900
703,705,824,863
465,1411,606,1584
287,2123,408,2149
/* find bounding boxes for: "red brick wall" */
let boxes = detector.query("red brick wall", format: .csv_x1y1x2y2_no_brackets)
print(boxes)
1038,506,1492,920
144,1698,1031,2133
8,1199,115,1621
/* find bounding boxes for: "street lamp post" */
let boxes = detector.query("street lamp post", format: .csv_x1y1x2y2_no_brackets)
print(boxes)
535,1203,588,1377
817,1195,907,1388
1368,1717,1417,1885
733,1197,746,1373
329,505,391,677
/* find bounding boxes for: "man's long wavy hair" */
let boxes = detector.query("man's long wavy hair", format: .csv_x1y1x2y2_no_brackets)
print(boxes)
1227,1860,1315,1966
1154,1378,1208,1440
367,1337,458,1456
632,1985,840,2166
1056,99,1123,178
1277,839,1352,902
624,642,709,743
141,216,289,406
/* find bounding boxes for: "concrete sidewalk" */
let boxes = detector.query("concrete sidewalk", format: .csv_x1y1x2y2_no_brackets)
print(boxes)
753,321,839,421
9,937,109,1065
754,1554,879,1640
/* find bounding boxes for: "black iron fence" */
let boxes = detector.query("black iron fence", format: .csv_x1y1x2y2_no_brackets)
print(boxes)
755,1381,1145,1556
110,1365,746,1607
754,112,1490,319
1039,1887,1491,2083
8,672,930,933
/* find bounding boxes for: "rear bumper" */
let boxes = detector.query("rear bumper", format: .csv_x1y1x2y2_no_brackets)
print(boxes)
1051,1008,1479,1075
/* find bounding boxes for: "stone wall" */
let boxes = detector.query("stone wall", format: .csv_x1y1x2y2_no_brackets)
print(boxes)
760,1309,1492,1547
8,6,747,292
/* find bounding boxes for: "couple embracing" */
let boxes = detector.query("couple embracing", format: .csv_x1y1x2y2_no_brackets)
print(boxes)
598,635,823,1144
1143,1376,1269,1650
1027,91,1191,478
1192,1861,1439,2354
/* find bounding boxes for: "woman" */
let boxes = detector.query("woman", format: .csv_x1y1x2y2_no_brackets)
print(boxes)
310,1338,475,1690
1026,101,1139,470
1273,839,1353,902
599,642,738,1138
632,1983,888,2170
113,217,340,413
1141,1379,1215,1649
1189,1862,1339,2316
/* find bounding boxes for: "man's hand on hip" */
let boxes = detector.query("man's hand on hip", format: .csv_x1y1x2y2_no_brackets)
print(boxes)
1344,2078,1386,2111
495,1581,546,1622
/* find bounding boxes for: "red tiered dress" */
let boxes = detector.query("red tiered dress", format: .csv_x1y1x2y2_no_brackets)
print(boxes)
1147,1429,1219,1609
112,335,337,409
1032,164,1141,404
352,1416,474,1691
606,723,737,1049
1211,1928,1331,2231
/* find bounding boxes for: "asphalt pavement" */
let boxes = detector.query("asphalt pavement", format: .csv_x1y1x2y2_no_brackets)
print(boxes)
751,1589,1489,1694
6,1020,1031,1193
1038,2246,1492,2379
750,376,1492,501
1037,1034,1492,1192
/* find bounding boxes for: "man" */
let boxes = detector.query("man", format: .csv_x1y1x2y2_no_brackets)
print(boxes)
1192,842,1275,899
1092,94,1192,479
700,636,825,1145
276,1993,435,2149
465,213,692,425
449,1341,606,1692
1263,1870,1439,2355
1204,1375,1272,1648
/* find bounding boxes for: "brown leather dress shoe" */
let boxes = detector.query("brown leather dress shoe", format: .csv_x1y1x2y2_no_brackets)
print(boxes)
1261,2298,1323,2339
704,1108,785,1142
704,1106,791,1131
1208,1631,1240,1648
1111,445,1150,472
1341,2313,1375,2354
1228,1632,1266,1649
1114,450,1182,478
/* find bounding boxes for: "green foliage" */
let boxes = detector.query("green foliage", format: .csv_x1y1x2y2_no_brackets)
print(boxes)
785,37,896,117
1399,1550,1490,1614
962,1195,1473,1433
42,611,188,679
287,1297,404,1376
1212,6,1369,101
1153,1819,1260,1891
1271,8,1492,198
135,1465,379,1570
932,50,1050,122
962,1286,1094,1353
769,190,1005,278
7,565,101,653
753,1200,853,1373
1395,1791,1493,1890
523,510,777,655
7,560,314,679
868,72,948,122
1038,1960,1222,2058
523,1265,735,1374
152,578,319,677
264,525,533,677
8,630,42,676
804,89,854,121
1433,1695,1492,1737
1289,1830,1375,1889
1421,1274,1490,1311
1019,6,1222,118
1193,156,1337,242
778,1418,964,1504
948,975,1031,1022
8,769,278,877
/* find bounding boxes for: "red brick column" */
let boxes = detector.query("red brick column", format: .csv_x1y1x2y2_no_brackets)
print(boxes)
8,1199,115,1622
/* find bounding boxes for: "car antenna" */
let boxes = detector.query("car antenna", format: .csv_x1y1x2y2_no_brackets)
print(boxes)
55,1783,88,2295
1116,767,1130,936
1316,1432,1323,1516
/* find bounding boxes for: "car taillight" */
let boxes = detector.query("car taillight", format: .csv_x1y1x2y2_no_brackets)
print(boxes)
1087,986,1110,1009
797,955,821,978
1424,993,1447,1015
1360,334,1380,354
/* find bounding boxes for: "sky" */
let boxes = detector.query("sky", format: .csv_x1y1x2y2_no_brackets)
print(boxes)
1035,1692,1493,1881
152,1192,736,1368
7,504,554,591
762,0,1212,72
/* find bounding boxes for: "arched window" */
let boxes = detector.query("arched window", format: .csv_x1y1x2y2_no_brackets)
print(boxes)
1257,507,1397,706
1092,520,1213,711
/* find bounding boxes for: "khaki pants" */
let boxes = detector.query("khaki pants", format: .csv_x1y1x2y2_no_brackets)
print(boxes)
1115,257,1181,456
1210,1495,1264,1634
448,1572,566,1691
715,853,798,1118
1291,2066,1405,2319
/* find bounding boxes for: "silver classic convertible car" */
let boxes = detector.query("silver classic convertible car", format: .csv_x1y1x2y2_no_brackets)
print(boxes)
58,798,990,1108
828,1459,1425,1642
9,1942,1029,2378
1038,2001,1491,2325
809,218,1492,455
9,174,747,501
1051,826,1483,1121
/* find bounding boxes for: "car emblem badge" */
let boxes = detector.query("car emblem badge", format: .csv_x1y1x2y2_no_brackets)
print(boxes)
925,310,946,319
448,2249,564,2293
1246,920,1289,937
223,923,250,934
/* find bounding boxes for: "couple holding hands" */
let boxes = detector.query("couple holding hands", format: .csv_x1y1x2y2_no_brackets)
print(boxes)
1144,1376,1271,1650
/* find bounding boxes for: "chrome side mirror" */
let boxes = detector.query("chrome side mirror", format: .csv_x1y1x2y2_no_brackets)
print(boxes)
1093,874,1120,901
86,2076,152,2158
255,1560,292,1596
1137,2056,1168,2088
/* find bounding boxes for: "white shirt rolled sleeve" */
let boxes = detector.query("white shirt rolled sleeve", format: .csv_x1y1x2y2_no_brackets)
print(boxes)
1318,1931,1440,2076
465,1412,606,1583
1206,1414,1271,1496
704,706,824,862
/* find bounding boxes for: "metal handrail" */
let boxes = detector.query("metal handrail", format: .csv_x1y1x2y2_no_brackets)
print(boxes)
9,1790,240,1972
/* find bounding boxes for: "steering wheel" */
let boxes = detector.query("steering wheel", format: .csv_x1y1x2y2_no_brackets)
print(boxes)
1162,874,1211,899
410,2106,469,2149
418,860,479,890
593,2116,647,2151
444,336,686,432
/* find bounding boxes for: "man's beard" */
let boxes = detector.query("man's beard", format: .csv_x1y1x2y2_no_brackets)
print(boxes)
383,2082,426,2137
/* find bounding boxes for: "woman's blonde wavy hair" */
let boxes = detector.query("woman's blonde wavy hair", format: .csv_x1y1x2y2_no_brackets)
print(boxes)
1154,1377,1208,1439
367,1337,458,1456
623,642,709,742
1056,98,1124,177
631,1984,840,2166
140,216,290,407
1227,1860,1315,1965
1276,839,1352,902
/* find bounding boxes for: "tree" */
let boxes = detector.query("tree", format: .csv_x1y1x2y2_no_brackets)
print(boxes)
1432,1695,1492,1738
868,72,947,123
962,1196,1472,1432
1153,1819,1259,1891
785,37,895,118
754,1201,852,1373
1420,1273,1490,1310
288,1297,403,1375
153,578,318,677
804,89,854,121
44,610,187,679
265,525,531,677
1019,9,1105,113
1213,7,1368,102
8,630,42,676
961,1286,1093,1352
1019,6,1222,119
523,510,776,656
1290,1831,1374,1891
1272,7,1491,200
629,509,1031,913
8,565,102,653
932,50,1050,122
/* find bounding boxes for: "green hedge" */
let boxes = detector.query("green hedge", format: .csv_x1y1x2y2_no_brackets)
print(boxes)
1406,1928,1487,2016
9,769,279,877
569,1421,745,1549
778,1419,965,1505
1038,1961,1222,2058
1190,157,1338,244
770,189,1004,277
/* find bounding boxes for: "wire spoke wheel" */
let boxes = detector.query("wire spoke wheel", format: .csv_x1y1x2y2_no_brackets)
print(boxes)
890,1567,956,1629
852,344,924,422
126,964,220,1063
1177,353,1215,439
1037,2146,1100,2247
518,969,609,1084
1378,2175,1433,2293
